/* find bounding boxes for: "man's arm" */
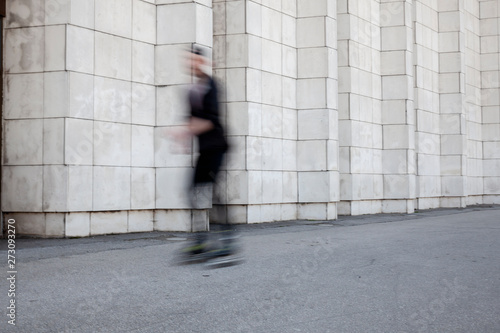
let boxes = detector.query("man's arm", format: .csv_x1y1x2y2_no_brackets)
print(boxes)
188,116,214,135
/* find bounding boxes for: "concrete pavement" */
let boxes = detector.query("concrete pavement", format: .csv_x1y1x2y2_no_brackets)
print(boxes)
1,205,500,332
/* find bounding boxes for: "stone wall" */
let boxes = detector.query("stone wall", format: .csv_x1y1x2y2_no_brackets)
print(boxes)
2,0,499,237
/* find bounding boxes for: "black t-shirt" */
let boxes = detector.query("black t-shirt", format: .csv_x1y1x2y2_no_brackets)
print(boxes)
189,76,228,152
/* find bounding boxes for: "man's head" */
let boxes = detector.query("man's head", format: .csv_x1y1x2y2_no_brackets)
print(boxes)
188,46,208,78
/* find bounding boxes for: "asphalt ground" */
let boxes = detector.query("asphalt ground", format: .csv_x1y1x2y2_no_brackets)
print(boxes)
1,205,499,332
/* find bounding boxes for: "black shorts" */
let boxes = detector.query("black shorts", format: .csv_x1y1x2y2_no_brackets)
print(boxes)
194,149,225,184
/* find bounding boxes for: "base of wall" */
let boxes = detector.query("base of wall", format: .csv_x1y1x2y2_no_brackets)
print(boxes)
417,197,467,210
3,209,210,238
338,199,416,216
211,203,338,224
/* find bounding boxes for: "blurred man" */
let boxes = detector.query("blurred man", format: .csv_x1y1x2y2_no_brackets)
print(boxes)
176,46,237,263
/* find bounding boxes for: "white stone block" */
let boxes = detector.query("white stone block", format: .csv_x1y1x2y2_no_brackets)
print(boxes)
226,102,248,136
418,197,441,210
214,2,226,35
45,25,66,71
383,125,411,149
5,27,44,73
4,119,43,165
196,3,213,47
95,32,132,81
381,26,409,51
227,205,248,224
282,0,297,17
131,83,156,126
5,73,43,119
67,166,93,211
226,135,246,170
7,1,45,27
297,17,325,48
441,176,465,196
66,213,91,237
297,79,327,109
94,122,131,167
382,200,409,214
418,176,442,198
261,105,282,138
4,213,45,237
66,25,94,75
226,1,246,35
281,77,296,110
298,47,328,79
1,166,43,212
225,34,248,68
133,0,156,44
282,140,297,171
131,168,156,210
383,175,411,199
298,109,330,140
483,142,500,159
262,6,282,42
261,204,283,222
226,68,247,102
156,85,188,126
156,168,192,209
484,159,500,177
297,0,326,18
45,214,64,237
43,119,65,165
282,108,297,140
382,150,408,174
282,14,296,47
283,171,298,202
247,136,263,170
298,203,327,220
417,154,440,176
438,0,459,12
155,44,190,85
380,2,405,27
44,71,69,118
262,39,282,74
94,77,132,123
154,209,192,232
298,140,327,171
441,135,464,155
439,32,460,53
481,18,499,37
132,41,155,85
247,204,262,223
95,0,132,38
483,124,500,141
262,72,283,106
131,125,154,167
382,75,409,100
93,167,131,211
247,35,262,70
226,170,249,204
91,211,129,235
282,203,298,221
484,180,500,196
43,166,68,212
381,51,407,75
441,156,463,176
70,0,95,29
69,72,94,119
299,172,330,202
439,11,460,32
262,171,283,204
246,171,262,204
65,118,93,165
